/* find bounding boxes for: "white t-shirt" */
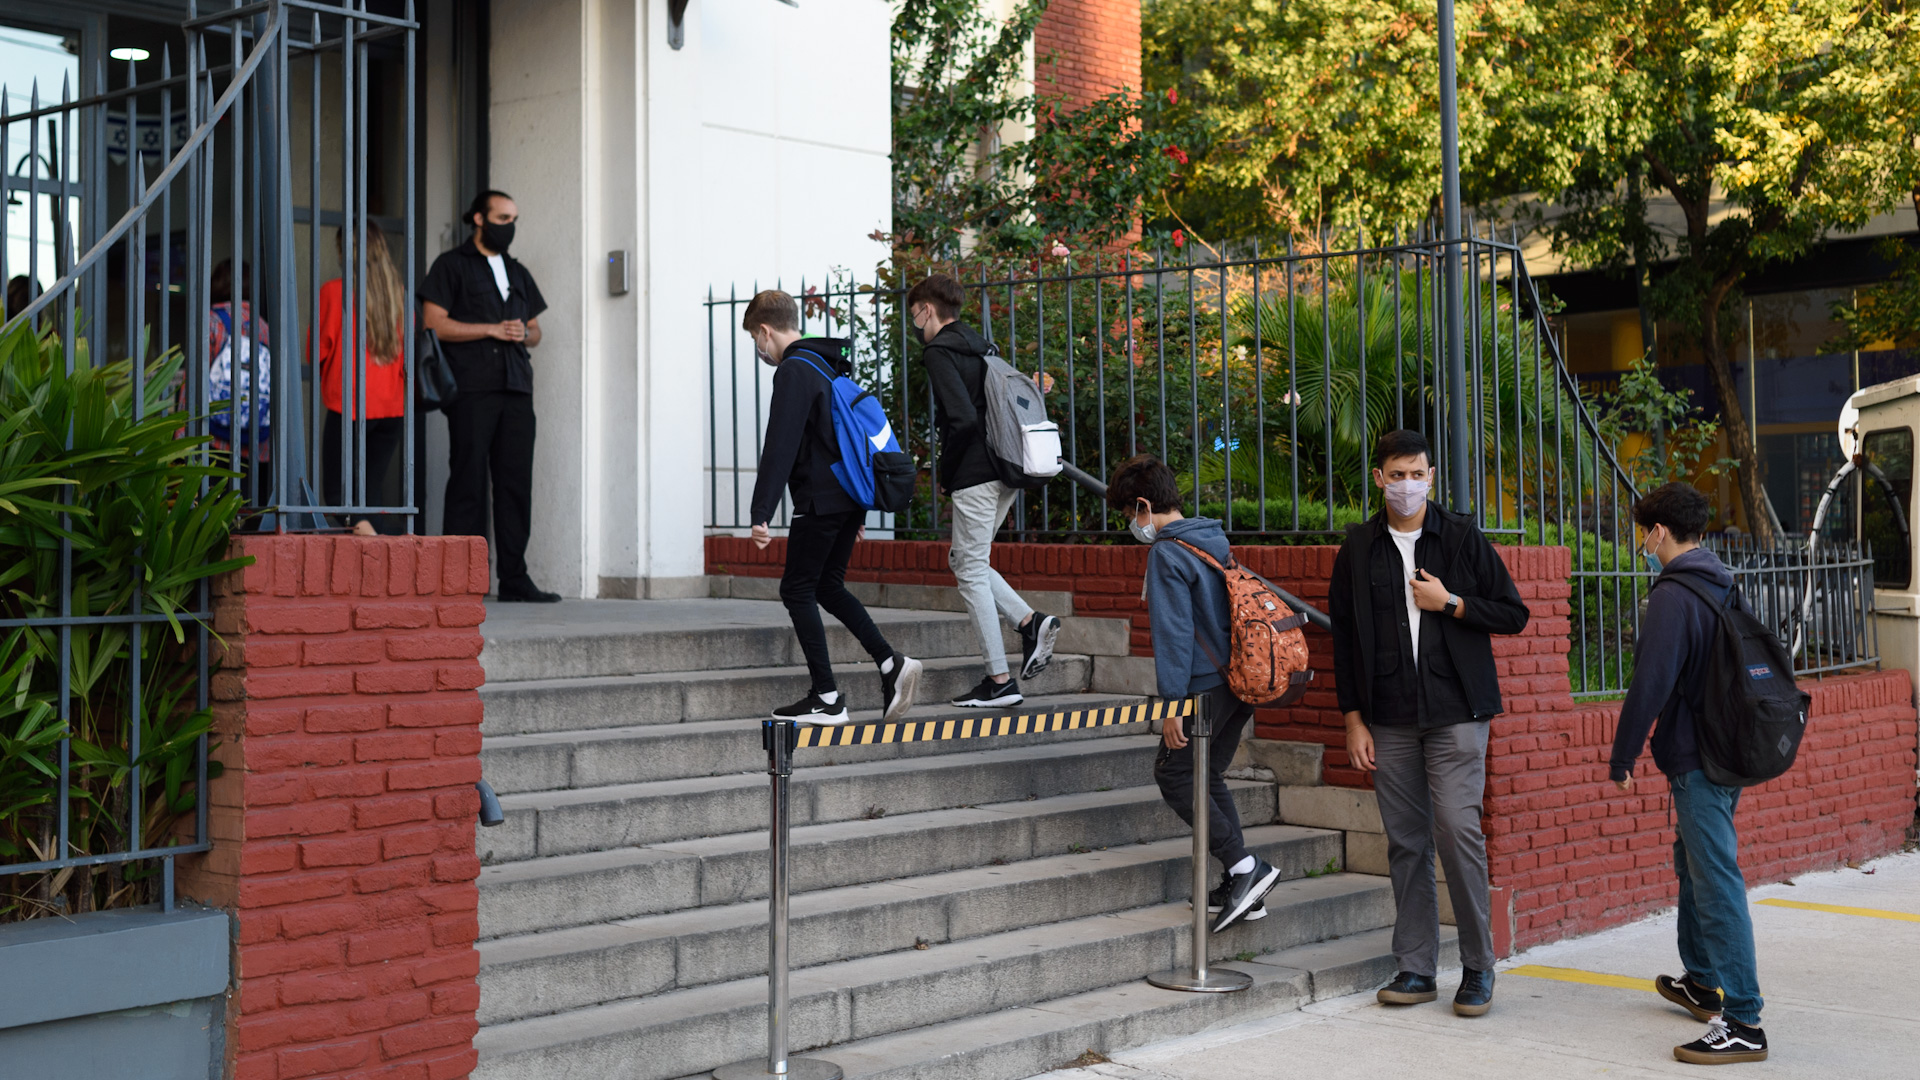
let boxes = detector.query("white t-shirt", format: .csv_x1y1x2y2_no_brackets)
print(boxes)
486,253,511,300
1387,525,1423,666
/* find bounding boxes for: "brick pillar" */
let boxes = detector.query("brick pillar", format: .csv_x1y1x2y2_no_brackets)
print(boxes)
178,535,489,1080
1034,0,1142,107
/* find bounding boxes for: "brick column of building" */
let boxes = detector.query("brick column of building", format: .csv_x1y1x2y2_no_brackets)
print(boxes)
178,535,490,1080
1034,0,1142,107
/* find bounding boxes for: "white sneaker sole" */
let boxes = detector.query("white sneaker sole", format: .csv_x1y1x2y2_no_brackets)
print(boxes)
882,657,923,723
1020,617,1061,680
1213,864,1281,932
951,691,1024,708
777,710,851,725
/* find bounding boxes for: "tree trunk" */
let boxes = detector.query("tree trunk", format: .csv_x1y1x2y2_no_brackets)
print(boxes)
1701,299,1776,541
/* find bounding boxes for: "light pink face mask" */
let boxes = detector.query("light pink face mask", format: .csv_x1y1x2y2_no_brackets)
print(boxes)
1385,478,1430,517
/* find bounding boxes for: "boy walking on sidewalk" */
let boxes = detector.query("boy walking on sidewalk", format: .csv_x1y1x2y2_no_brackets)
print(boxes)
1107,454,1280,931
1612,482,1770,1064
909,273,1061,708
746,290,922,725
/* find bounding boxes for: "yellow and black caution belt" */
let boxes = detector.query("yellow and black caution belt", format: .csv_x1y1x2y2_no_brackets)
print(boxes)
794,696,1194,748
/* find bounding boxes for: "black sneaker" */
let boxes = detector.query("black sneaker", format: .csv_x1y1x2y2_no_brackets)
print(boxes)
879,653,923,723
1193,876,1267,921
951,675,1022,709
1377,971,1439,1004
1657,973,1725,1023
1212,857,1280,932
772,692,849,724
1453,967,1494,1016
1675,1016,1768,1064
496,579,562,603
1019,613,1062,680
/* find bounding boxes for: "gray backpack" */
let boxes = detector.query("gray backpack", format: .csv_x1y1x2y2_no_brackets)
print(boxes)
981,345,1063,485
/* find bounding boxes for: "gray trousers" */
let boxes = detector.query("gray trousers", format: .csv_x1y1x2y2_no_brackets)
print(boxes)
948,480,1034,677
1372,721,1496,975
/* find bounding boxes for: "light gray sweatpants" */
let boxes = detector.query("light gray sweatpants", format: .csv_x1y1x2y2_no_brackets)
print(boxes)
1371,720,1496,975
948,480,1035,677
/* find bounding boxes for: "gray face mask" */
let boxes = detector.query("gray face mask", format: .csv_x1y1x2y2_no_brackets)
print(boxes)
1129,502,1158,544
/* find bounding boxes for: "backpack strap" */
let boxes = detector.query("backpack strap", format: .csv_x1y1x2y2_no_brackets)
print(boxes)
1168,539,1310,633
787,349,838,383
1659,571,1735,612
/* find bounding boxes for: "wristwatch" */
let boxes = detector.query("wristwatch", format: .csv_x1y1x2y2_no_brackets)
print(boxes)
1443,593,1460,617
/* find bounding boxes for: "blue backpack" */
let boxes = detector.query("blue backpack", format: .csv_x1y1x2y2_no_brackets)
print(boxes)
790,349,916,512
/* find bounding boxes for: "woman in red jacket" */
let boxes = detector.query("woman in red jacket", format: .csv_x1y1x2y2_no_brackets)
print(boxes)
311,221,409,534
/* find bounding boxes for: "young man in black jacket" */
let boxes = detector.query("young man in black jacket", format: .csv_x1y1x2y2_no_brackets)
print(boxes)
1611,482,1769,1064
907,274,1061,708
745,290,922,724
1328,429,1530,1017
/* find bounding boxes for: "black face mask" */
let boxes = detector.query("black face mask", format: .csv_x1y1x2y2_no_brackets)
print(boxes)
480,219,515,254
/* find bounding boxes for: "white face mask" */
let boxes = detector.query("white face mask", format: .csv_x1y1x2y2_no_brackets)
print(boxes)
1129,501,1158,544
1384,478,1431,518
754,333,779,368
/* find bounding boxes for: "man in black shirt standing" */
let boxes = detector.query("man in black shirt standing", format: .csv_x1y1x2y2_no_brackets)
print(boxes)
1327,429,1530,1018
420,190,558,602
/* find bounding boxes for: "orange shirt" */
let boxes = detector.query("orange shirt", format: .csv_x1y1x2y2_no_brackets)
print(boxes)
310,278,408,418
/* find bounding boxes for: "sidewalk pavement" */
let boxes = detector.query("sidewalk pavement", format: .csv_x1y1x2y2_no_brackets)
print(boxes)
1027,847,1920,1080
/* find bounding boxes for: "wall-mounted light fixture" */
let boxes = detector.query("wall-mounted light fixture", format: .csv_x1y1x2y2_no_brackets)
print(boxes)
108,47,151,62
669,0,798,51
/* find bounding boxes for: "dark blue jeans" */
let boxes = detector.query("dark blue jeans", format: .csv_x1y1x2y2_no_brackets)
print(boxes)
1670,769,1764,1025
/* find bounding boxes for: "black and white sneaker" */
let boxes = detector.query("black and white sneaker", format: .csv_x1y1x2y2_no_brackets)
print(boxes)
1674,1016,1768,1065
1019,613,1062,680
1192,876,1267,921
1212,858,1281,932
879,653,923,724
951,676,1022,709
772,692,848,724
1657,973,1725,1023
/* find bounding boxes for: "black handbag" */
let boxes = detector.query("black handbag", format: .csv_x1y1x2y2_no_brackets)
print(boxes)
416,325,459,411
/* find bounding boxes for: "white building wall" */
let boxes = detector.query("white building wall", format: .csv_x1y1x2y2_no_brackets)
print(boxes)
487,0,892,598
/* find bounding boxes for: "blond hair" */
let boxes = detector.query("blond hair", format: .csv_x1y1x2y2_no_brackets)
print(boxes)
336,221,404,365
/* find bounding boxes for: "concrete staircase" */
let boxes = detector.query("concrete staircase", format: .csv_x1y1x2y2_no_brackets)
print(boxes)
470,595,1447,1080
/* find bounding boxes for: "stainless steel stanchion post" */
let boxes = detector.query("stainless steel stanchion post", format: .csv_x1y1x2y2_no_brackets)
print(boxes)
713,720,844,1080
1147,694,1253,993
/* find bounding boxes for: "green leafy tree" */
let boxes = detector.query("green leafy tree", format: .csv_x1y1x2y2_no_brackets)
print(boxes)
1542,0,1917,540
893,0,1189,257
1585,352,1734,492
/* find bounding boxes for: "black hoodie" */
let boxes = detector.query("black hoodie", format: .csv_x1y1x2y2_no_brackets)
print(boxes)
920,321,1024,491
1609,546,1735,781
749,338,859,526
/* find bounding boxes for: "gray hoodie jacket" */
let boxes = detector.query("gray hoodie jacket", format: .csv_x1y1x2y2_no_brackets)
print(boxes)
1144,517,1236,700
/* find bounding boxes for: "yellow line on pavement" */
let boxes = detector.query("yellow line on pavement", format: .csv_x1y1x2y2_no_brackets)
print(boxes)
1756,898,1920,923
1506,965,1656,993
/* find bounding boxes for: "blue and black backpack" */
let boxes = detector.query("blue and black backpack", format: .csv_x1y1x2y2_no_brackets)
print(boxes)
790,349,916,513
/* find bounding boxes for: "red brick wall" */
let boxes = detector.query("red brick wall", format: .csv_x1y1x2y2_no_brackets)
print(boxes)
1034,0,1142,108
179,535,488,1080
710,535,1918,951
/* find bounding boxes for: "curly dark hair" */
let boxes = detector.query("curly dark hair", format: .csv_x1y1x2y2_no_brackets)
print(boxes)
1633,482,1711,542
1105,454,1182,514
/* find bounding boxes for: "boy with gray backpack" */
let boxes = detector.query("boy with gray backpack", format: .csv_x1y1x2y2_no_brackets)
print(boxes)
908,274,1062,708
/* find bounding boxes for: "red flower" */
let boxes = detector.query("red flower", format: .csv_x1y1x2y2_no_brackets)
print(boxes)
1164,146,1189,165
1172,229,1186,249
1166,87,1179,105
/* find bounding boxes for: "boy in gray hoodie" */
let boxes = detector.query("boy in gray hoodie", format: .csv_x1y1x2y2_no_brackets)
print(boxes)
1107,454,1281,932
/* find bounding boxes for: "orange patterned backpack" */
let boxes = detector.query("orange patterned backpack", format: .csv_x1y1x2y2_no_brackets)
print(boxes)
1168,540,1314,707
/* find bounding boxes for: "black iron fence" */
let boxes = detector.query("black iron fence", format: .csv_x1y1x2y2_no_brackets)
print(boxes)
705,232,1881,697
0,0,414,921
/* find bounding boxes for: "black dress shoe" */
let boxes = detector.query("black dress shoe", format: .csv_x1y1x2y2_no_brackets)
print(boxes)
497,580,562,603
1376,971,1438,1004
1454,967,1494,1016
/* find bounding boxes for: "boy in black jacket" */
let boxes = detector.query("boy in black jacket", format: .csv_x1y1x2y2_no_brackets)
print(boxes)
1612,482,1769,1065
908,274,1061,709
1328,430,1530,1018
745,290,922,724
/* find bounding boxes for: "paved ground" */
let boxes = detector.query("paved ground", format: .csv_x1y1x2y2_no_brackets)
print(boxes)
1026,847,1920,1080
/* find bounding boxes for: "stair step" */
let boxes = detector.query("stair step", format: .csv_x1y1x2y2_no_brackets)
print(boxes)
478,781,1276,939
484,735,1164,863
479,599,988,683
479,648,1094,739
482,690,1141,794
477,824,1345,1024
472,873,1400,1080
737,925,1462,1080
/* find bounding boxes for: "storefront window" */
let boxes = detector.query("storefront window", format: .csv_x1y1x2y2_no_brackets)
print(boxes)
1862,427,1912,589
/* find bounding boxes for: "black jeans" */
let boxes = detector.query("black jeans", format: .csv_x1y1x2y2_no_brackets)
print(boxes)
1153,684,1256,871
780,509,893,693
321,411,406,535
443,390,536,586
